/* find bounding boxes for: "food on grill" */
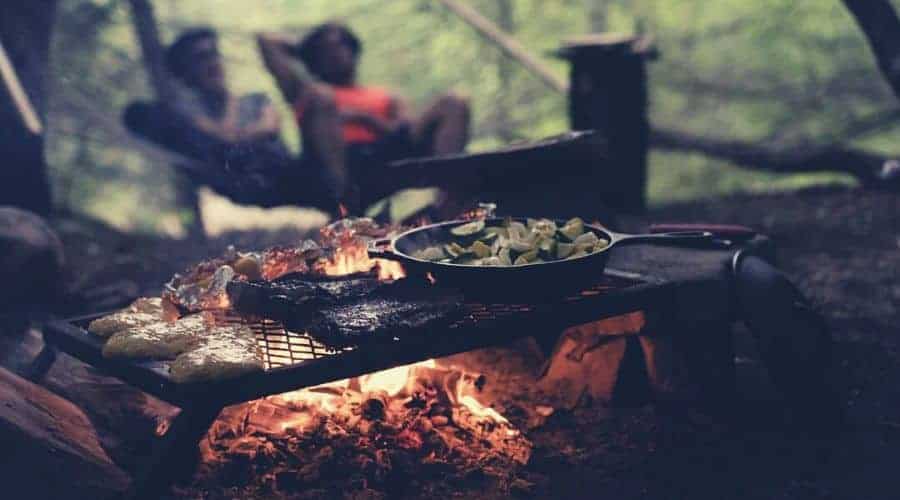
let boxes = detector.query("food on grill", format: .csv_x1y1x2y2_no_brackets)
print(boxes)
102,315,206,360
229,276,462,349
129,297,164,315
169,324,263,383
87,297,168,338
296,283,463,348
164,242,325,312
88,311,161,338
412,217,609,266
226,276,387,322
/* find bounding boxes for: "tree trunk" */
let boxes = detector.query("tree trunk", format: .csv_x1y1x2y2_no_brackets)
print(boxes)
0,1,58,215
842,0,900,100
586,0,608,32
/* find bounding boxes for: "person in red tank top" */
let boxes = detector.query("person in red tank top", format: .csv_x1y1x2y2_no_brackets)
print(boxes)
257,22,470,214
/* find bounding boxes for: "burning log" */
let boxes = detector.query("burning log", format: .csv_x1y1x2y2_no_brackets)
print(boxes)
189,360,532,497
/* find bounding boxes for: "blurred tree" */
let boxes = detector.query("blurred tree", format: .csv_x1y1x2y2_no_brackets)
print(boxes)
842,0,900,99
0,1,58,215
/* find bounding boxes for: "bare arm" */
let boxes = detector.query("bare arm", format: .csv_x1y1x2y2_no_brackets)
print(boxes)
256,32,308,104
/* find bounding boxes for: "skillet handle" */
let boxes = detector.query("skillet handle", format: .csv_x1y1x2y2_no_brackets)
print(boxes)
367,238,403,261
611,231,715,246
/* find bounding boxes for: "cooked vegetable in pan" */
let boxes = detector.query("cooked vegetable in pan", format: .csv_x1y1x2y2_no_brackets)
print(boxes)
411,217,610,266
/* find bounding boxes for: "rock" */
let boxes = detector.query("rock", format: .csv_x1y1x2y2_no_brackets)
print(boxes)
0,207,64,307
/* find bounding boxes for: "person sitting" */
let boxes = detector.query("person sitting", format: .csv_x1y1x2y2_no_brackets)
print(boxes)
257,22,471,213
124,27,337,210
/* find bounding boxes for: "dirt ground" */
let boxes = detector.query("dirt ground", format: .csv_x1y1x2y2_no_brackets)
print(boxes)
44,187,900,499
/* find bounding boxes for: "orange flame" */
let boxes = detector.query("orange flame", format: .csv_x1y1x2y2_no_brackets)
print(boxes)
316,236,406,281
264,359,514,435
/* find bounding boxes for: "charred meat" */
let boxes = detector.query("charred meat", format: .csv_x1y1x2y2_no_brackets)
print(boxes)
304,287,463,348
226,275,388,324
228,277,462,348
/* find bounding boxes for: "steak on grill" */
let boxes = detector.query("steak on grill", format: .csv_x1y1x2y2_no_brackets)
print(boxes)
226,275,386,323
227,276,462,348
303,284,463,347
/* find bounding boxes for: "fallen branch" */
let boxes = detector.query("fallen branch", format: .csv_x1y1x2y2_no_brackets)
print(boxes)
650,127,888,184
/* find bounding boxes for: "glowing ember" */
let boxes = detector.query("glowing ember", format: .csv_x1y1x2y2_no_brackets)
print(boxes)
199,358,531,490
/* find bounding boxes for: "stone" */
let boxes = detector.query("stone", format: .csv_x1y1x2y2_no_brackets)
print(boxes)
0,206,64,307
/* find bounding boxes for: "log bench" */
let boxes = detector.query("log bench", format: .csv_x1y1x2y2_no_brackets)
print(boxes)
0,365,130,500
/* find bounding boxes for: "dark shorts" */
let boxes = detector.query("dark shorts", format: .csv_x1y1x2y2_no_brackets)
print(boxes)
345,125,428,206
345,124,425,167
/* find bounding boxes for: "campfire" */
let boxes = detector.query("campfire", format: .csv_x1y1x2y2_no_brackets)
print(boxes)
183,218,532,496
36,216,657,499
194,358,532,495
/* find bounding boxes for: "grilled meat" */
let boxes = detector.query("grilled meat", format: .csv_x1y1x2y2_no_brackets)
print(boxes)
230,277,462,348
226,275,387,323
303,289,462,348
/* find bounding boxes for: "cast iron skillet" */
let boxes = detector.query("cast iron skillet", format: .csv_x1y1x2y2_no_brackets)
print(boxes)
368,218,713,299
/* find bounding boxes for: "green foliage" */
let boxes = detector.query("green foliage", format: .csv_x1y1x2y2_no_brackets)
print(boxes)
46,0,898,233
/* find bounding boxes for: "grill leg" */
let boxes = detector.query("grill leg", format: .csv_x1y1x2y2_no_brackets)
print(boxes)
24,344,57,382
126,402,222,500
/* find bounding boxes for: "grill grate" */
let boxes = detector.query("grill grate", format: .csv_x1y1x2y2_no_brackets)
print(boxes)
212,274,635,370
210,312,350,369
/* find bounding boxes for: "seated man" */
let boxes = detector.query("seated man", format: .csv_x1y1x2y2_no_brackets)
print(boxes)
125,28,336,209
257,22,471,212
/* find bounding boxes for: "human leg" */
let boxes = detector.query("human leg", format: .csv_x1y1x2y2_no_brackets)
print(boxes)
410,92,471,156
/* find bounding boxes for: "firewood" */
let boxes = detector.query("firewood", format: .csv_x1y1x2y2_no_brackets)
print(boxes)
0,366,130,499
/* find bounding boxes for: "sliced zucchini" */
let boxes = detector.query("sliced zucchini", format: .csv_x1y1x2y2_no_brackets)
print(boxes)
479,232,499,244
470,240,492,258
513,249,539,265
556,242,576,259
414,246,445,261
574,231,601,247
480,256,502,266
565,217,585,228
531,219,557,239
445,242,467,258
509,240,534,253
498,247,512,266
508,221,528,240
450,220,485,237
558,221,585,242
484,226,508,239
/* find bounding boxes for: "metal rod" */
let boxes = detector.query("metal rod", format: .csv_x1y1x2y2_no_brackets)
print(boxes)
0,41,43,135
